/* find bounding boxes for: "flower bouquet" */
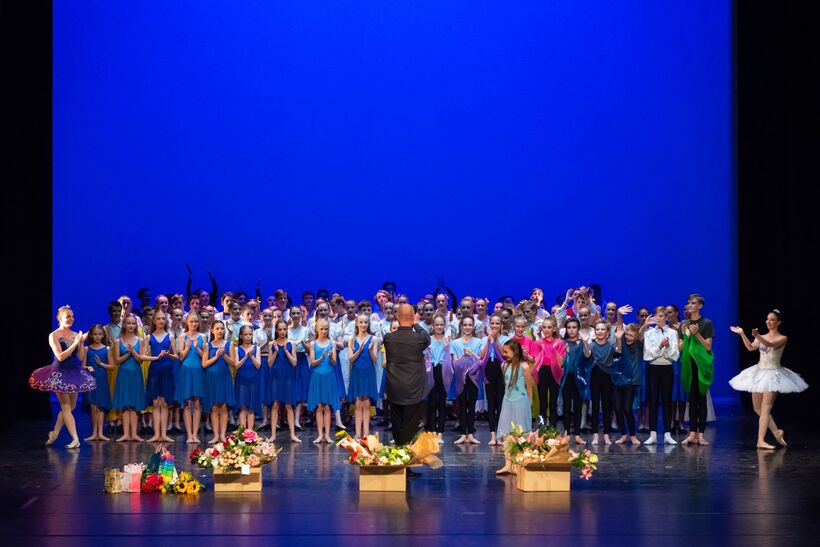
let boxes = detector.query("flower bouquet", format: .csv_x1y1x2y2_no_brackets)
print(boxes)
141,470,205,495
336,431,442,492
503,423,599,491
503,423,598,478
190,428,281,492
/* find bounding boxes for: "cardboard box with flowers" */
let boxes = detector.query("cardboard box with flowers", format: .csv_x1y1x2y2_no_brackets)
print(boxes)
190,428,281,492
336,431,442,491
502,424,599,492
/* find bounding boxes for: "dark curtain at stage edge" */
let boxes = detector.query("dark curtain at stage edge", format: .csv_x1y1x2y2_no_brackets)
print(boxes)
736,1,819,430
1,1,53,429
3,1,819,429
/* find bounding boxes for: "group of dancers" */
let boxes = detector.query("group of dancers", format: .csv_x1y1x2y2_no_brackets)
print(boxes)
30,283,808,451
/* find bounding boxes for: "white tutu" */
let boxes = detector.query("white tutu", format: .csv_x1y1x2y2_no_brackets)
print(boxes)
729,365,809,393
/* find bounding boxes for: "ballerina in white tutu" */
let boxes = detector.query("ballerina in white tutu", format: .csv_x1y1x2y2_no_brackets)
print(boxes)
729,310,808,449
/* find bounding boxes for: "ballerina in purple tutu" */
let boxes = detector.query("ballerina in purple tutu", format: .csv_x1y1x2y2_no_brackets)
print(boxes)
29,305,96,449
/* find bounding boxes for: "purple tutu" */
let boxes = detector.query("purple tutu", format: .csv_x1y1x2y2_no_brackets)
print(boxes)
29,361,96,393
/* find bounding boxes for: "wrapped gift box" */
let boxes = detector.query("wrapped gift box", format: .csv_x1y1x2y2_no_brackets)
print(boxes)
358,465,406,492
213,466,263,492
516,462,571,492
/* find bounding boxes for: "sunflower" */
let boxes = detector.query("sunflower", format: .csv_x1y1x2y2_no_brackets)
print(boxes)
186,481,200,494
175,483,186,494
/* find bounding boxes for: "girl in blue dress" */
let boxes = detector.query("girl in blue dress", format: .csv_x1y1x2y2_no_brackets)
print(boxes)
112,314,147,442
83,325,114,441
288,306,310,431
175,313,206,444
232,325,262,430
348,315,379,438
308,319,339,444
495,339,534,475
268,320,300,442
30,306,94,449
202,321,234,443
144,310,177,443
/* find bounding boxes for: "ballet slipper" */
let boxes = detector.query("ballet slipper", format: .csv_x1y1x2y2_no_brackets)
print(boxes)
757,441,775,450
290,436,302,443
697,435,709,446
116,435,129,442
591,434,599,445
630,436,641,445
775,430,787,447
454,435,467,445
160,436,174,443
325,436,333,443
614,436,627,445
208,438,218,445
467,435,481,445
66,438,80,449
603,435,612,446
45,431,58,446
132,436,144,442
312,436,323,444
496,466,512,475
681,434,696,446
574,436,587,445
84,435,98,442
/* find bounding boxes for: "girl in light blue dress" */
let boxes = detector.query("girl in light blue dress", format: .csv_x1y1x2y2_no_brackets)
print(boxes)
268,320,300,442
233,325,262,430
496,339,534,475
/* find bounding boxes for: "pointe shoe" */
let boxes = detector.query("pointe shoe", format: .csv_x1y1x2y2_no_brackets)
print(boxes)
454,435,467,445
664,432,678,446
757,441,775,450
45,431,58,446
775,430,787,447
66,438,80,449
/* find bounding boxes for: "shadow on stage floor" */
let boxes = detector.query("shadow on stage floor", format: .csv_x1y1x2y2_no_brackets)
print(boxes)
0,404,817,546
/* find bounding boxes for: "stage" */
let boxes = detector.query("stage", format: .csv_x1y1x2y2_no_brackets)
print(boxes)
1,404,817,546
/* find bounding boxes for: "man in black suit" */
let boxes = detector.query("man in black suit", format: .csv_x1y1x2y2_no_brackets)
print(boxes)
382,304,431,446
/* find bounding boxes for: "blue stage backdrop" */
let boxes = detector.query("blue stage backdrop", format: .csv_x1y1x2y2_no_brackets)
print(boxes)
54,2,735,398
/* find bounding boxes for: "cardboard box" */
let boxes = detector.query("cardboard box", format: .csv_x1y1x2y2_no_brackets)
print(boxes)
213,466,263,492
516,462,571,492
358,465,406,492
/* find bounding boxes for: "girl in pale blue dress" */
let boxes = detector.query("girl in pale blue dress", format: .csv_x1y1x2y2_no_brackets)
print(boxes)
233,325,262,430
496,339,534,475
83,325,114,442
202,321,234,443
112,314,147,442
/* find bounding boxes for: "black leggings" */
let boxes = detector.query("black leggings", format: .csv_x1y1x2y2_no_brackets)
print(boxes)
561,381,582,435
459,376,478,435
426,365,447,433
689,361,708,433
613,385,637,436
648,365,673,433
485,359,505,433
589,366,613,434
537,366,560,427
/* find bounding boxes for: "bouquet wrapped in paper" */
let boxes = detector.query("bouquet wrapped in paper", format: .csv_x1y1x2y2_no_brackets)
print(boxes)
190,428,281,472
336,431,442,469
503,423,599,479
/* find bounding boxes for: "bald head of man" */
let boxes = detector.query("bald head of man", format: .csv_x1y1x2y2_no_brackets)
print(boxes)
396,304,415,326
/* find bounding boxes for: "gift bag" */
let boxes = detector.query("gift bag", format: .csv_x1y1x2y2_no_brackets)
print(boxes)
121,464,143,493
104,467,123,493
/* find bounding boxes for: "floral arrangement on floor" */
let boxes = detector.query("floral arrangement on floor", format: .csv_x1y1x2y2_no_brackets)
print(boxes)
503,423,599,480
141,470,205,495
190,428,281,472
336,431,442,468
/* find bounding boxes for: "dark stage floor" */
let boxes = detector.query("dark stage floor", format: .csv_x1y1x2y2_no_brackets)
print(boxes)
0,404,817,546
